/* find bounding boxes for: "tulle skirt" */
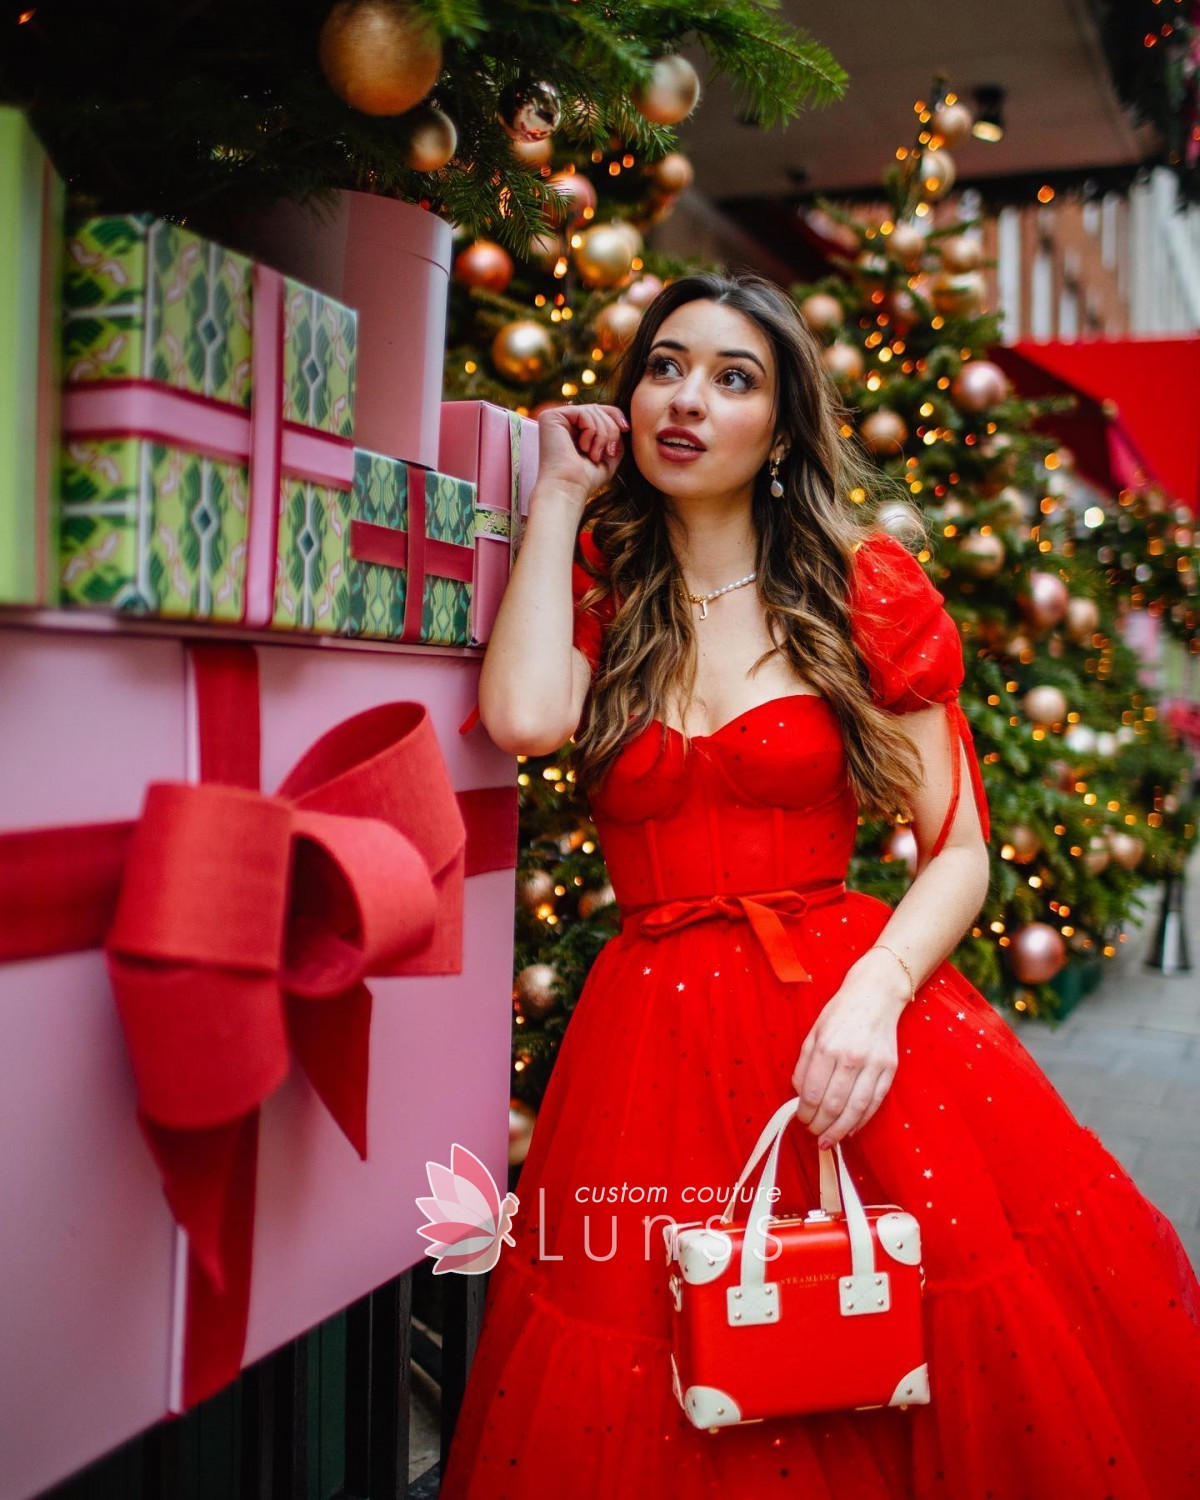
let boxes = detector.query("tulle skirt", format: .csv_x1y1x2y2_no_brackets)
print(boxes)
440,890,1200,1499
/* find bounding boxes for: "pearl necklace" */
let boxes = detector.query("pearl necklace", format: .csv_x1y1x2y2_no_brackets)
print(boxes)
679,570,757,620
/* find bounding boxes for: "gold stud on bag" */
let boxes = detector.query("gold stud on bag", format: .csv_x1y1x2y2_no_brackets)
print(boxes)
663,1096,930,1430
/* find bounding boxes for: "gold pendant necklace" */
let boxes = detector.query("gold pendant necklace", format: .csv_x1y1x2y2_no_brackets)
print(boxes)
680,571,757,620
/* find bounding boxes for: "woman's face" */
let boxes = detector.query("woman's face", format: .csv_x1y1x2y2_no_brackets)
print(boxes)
628,298,781,507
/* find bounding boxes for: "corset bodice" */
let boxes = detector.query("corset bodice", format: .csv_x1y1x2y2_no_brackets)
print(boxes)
587,692,859,911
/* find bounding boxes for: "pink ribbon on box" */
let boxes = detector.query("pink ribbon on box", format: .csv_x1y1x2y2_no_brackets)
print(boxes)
61,264,355,629
349,462,474,645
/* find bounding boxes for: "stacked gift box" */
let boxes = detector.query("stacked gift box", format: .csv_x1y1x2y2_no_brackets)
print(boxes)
0,108,537,1495
0,110,542,650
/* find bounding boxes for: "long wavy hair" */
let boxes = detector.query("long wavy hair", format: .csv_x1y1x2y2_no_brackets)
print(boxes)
571,271,932,824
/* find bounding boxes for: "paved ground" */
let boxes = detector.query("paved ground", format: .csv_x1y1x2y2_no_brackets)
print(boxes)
410,852,1200,1486
1013,844,1200,1270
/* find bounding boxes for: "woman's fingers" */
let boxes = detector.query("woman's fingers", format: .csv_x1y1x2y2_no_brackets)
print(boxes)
569,406,613,463
794,1050,850,1138
819,1065,892,1148
847,1071,895,1139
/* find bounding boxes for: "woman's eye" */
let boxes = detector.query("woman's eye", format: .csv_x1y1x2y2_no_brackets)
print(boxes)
646,354,679,377
719,367,755,391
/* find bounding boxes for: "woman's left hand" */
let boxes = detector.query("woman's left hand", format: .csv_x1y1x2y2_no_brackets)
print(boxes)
790,976,905,1149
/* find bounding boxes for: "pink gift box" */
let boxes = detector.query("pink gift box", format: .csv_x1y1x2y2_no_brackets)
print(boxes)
0,621,517,1499
439,401,540,647
227,192,451,471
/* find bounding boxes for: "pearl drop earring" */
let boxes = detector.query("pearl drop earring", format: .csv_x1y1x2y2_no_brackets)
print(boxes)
769,456,784,499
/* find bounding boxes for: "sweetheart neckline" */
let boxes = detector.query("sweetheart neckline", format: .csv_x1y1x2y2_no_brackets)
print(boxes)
649,692,828,742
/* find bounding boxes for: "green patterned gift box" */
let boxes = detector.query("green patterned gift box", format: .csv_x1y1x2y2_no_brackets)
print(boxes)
273,449,475,646
58,213,357,624
0,108,65,606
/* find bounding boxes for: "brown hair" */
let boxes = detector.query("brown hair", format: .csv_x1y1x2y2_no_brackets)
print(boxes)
572,270,930,824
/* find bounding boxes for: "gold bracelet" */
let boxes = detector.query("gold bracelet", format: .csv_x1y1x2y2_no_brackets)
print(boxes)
868,943,917,1005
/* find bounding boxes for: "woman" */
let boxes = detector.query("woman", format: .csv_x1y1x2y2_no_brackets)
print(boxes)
440,273,1200,1499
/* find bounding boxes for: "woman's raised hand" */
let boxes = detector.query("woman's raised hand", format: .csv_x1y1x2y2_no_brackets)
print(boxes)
534,403,629,505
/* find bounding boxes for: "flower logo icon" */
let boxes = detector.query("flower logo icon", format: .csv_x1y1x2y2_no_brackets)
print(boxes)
415,1143,520,1275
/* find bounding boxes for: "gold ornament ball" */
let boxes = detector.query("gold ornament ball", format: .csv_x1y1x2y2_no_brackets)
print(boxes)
1023,684,1068,726
885,288,920,334
1007,824,1043,864
821,342,864,386
454,239,514,293
939,234,984,273
578,883,616,919
605,219,644,259
961,531,1006,578
1007,922,1067,985
492,320,556,383
1083,835,1111,875
887,222,925,270
798,292,844,338
633,54,701,125
573,224,634,288
510,136,553,169
509,1098,537,1167
1107,831,1145,872
1065,597,1100,643
854,251,889,292
951,359,1010,413
525,229,563,273
545,170,596,227
318,0,443,117
1020,570,1070,630
882,824,919,879
649,152,695,195
403,104,457,171
498,78,562,142
516,867,556,910
918,148,956,202
931,271,986,318
876,501,924,544
860,409,908,456
594,299,643,353
933,101,973,148
993,486,1033,528
514,962,559,1019
623,273,664,309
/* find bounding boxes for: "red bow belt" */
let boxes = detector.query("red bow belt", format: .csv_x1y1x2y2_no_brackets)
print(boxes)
631,882,848,984
0,643,517,1409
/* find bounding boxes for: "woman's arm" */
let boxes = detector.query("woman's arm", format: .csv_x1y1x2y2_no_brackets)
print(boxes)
477,404,627,755
843,701,991,1007
792,700,991,1149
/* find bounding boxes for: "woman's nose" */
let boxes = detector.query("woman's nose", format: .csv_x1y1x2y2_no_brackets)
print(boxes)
669,375,706,417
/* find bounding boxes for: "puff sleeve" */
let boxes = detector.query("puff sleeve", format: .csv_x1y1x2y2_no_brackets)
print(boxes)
571,529,616,674
848,531,991,859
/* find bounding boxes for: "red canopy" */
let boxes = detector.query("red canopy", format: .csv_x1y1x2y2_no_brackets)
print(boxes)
991,338,1200,515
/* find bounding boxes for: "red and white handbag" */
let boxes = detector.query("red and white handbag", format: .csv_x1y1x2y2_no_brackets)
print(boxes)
663,1096,930,1431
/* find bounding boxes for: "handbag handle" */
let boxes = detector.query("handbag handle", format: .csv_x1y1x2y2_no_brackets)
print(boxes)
717,1097,879,1304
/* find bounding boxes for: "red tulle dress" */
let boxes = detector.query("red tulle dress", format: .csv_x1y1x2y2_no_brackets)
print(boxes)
439,530,1200,1500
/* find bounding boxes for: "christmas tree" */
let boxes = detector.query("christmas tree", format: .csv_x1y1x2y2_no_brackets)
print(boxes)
444,139,700,413
2,0,844,252
790,83,1197,1016
503,82,1198,1170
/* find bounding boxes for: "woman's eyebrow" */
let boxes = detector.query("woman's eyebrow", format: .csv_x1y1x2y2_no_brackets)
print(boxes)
647,339,767,375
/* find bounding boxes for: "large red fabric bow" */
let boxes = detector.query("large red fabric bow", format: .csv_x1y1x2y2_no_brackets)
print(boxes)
631,882,847,984
0,642,511,1409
